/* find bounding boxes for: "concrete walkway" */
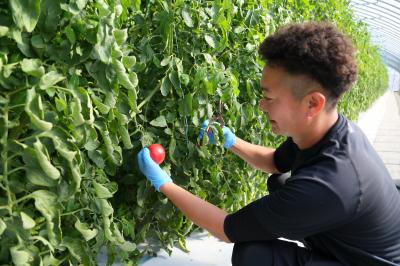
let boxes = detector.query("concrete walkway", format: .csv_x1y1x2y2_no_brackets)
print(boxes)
358,90,400,181
372,92,400,180
98,90,400,266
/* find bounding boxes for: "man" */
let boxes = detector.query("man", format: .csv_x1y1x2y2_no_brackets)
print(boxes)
137,22,400,265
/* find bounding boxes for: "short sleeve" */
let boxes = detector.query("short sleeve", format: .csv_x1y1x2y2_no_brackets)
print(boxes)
273,138,299,173
224,177,348,243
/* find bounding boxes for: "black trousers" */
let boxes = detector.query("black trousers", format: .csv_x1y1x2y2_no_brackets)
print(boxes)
231,173,343,266
231,239,343,266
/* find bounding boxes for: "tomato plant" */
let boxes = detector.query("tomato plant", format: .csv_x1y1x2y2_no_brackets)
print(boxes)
0,0,387,265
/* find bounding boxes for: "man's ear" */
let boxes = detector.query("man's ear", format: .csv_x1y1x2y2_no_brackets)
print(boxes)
304,91,326,117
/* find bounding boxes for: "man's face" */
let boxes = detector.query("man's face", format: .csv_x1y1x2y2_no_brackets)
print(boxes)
259,65,308,137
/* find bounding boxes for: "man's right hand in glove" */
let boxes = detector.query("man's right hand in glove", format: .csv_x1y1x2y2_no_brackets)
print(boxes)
198,120,236,149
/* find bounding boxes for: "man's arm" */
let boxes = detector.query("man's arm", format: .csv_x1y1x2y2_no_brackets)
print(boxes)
199,121,280,174
160,182,231,243
230,137,280,174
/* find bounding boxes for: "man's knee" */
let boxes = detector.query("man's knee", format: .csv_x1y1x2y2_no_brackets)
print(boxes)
231,241,274,266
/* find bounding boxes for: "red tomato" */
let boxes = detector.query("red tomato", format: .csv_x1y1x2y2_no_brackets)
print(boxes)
148,144,165,164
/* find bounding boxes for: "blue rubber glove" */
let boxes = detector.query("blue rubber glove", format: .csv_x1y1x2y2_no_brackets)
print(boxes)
198,120,236,149
137,147,172,192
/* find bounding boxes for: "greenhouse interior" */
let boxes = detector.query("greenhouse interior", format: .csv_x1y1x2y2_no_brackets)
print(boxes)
0,0,400,266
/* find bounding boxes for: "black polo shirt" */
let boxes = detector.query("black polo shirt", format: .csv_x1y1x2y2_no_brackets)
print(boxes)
224,114,400,265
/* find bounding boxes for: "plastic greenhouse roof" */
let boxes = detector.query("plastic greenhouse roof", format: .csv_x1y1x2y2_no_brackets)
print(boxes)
349,0,400,71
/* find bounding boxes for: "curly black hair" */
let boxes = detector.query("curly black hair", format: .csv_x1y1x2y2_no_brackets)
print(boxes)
259,21,358,111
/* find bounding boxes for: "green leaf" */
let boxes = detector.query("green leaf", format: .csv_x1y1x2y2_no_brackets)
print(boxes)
136,183,147,208
114,59,138,90
114,29,128,45
10,0,41,32
33,139,61,180
64,25,76,44
160,56,171,67
84,127,100,151
31,34,45,48
203,53,213,64
169,70,181,95
93,181,113,199
76,0,87,10
3,62,18,78
20,58,45,77
177,237,190,253
204,35,216,48
10,246,34,266
62,236,84,261
113,224,125,243
71,98,85,126
31,190,58,220
122,56,136,69
104,91,116,108
128,89,138,113
101,129,121,165
55,97,67,112
150,115,167,127
36,0,62,37
94,18,114,64
169,137,176,162
129,72,139,88
181,7,194,28
179,93,193,116
53,138,76,162
99,199,113,217
119,241,137,252
42,254,61,266
0,26,9,37
23,148,58,187
70,162,81,192
103,217,115,242
88,150,105,168
39,71,65,90
30,236,55,252
20,212,36,229
119,125,133,149
25,89,53,131
180,73,190,86
161,76,171,96
0,218,6,236
91,93,110,115
75,219,98,241
26,168,57,187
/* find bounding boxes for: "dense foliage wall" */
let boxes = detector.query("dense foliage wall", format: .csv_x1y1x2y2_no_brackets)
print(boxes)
0,0,387,265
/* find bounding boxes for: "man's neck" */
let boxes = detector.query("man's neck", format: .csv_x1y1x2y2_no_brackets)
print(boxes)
293,111,339,150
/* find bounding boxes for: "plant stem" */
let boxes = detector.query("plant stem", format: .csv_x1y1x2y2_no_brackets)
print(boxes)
7,87,26,96
8,103,26,110
17,132,46,142
137,83,161,110
8,166,25,175
13,194,32,205
38,250,50,256
60,207,91,217
1,94,13,214
53,85,73,94
6,153,20,162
